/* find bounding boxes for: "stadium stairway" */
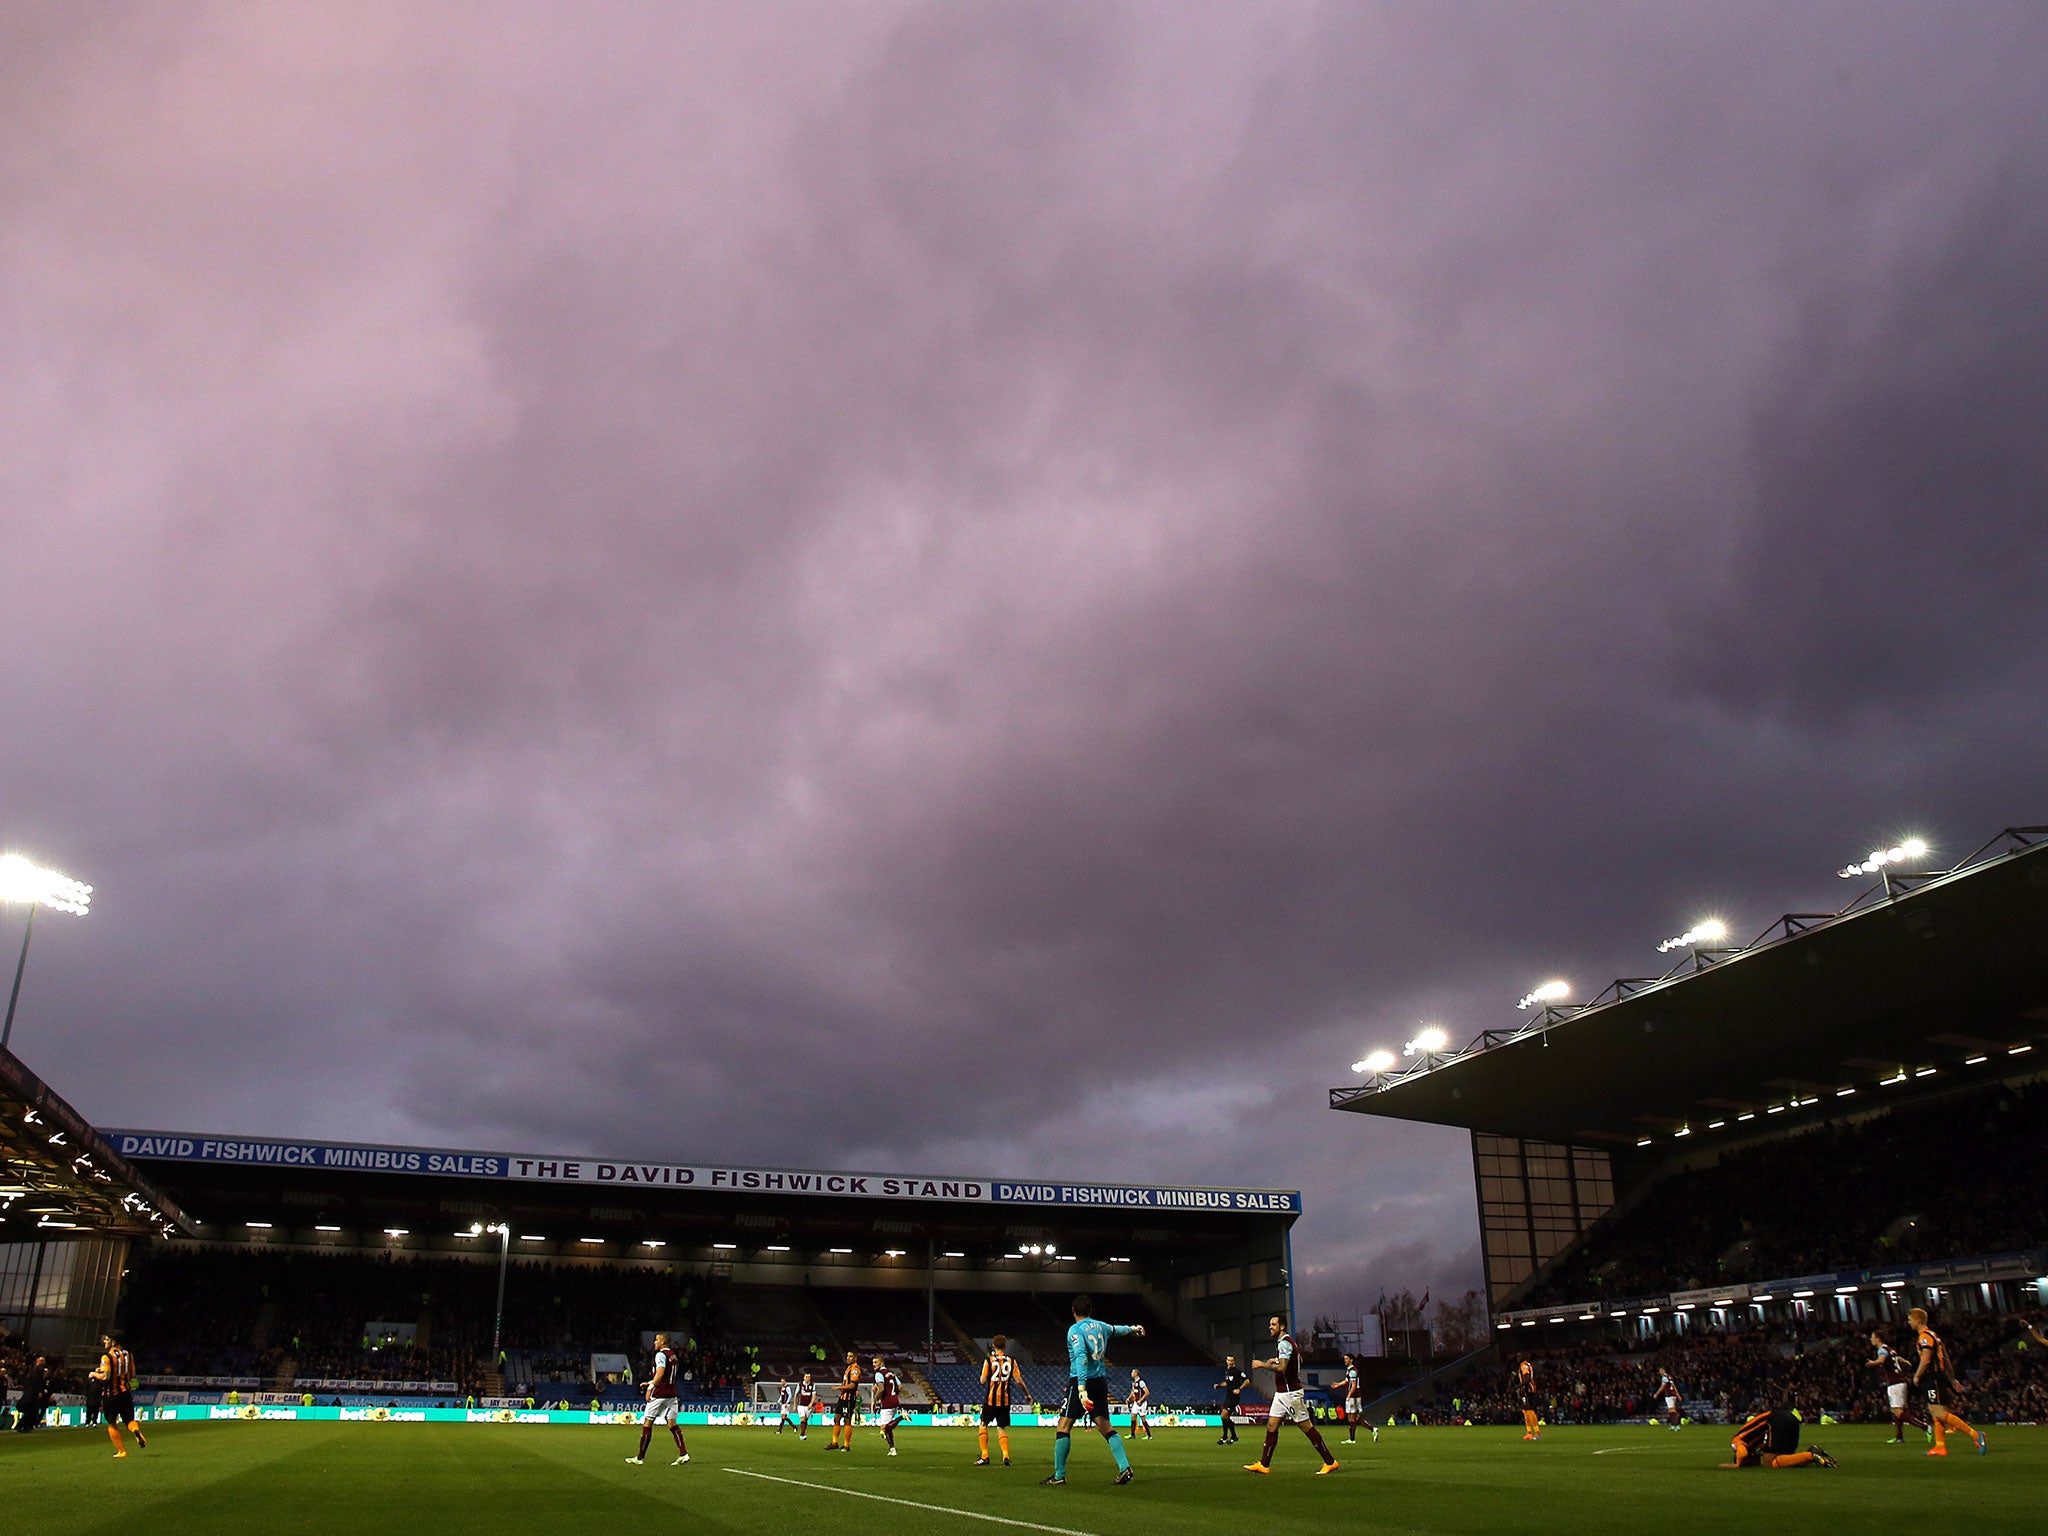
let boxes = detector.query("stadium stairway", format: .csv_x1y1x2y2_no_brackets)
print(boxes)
273,1356,297,1392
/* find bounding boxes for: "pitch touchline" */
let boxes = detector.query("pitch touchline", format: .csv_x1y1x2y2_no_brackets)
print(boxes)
723,1469,1100,1536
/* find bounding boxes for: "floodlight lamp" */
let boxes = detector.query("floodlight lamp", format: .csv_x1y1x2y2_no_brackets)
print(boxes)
1407,1026,1449,1055
0,853,93,915
1354,1049,1397,1075
1515,980,1570,1009
1657,918,1728,952
469,1221,484,1236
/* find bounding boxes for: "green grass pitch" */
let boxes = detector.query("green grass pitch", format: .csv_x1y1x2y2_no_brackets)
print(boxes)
4,1422,2041,1535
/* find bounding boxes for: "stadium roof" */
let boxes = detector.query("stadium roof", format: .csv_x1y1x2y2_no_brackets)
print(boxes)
1331,825,2048,1149
1,1047,190,1239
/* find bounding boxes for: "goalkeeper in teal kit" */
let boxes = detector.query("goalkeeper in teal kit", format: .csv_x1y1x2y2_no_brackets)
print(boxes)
1042,1295,1145,1486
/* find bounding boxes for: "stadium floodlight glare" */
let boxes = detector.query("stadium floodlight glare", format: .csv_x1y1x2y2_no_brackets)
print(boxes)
884,1248,906,1258
942,1250,966,1259
519,1234,545,1241
384,1228,408,1237
766,1244,792,1252
578,1237,603,1245
1403,1026,1450,1057
1351,1048,1398,1074
643,1239,666,1248
713,1242,738,1251
1656,919,1727,953
1515,980,1570,1010
1965,1054,1989,1065
828,1247,852,1255
2012,1044,2034,1055
1,852,95,1053
1837,836,1929,878
245,1221,272,1229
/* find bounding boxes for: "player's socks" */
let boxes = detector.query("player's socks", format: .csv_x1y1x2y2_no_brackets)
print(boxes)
1946,1415,1978,1441
670,1427,689,1459
1053,1431,1071,1480
107,1425,124,1453
1106,1431,1131,1474
1931,1420,1946,1452
997,1429,1010,1461
1775,1451,1817,1468
637,1427,655,1460
131,1426,147,1449
1259,1428,1280,1468
1303,1425,1336,1465
978,1426,990,1459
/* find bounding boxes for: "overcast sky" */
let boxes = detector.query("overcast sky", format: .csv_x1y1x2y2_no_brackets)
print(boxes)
4,1,2046,1322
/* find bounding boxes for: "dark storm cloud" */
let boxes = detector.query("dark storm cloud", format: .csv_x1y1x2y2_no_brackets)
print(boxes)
4,1,2047,1318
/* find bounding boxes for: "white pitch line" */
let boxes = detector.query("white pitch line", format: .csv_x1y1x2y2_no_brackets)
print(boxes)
724,1468,1100,1536
1591,1446,1655,1455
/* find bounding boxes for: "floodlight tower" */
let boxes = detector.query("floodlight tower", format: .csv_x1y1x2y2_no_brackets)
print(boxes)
472,1220,514,1357
1,852,94,1053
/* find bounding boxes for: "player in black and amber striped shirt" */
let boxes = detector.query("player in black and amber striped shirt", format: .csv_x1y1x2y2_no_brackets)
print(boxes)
976,1334,1032,1466
94,1332,148,1457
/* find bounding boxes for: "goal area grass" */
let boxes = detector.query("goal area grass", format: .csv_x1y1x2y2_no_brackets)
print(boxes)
5,1419,2041,1536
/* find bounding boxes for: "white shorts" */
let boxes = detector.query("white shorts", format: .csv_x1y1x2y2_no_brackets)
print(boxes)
877,1407,904,1428
1266,1389,1309,1425
641,1396,680,1426
1663,1396,1679,1413
1130,1406,1148,1424
797,1404,815,1422
1887,1383,1909,1411
1345,1396,1362,1417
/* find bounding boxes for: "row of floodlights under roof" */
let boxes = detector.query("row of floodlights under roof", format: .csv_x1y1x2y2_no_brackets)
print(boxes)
1628,1045,2033,1146
1502,1279,2034,1327
244,1224,1130,1262
1350,837,1936,1075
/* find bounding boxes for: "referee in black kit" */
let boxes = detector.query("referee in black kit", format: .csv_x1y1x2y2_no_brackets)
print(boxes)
1216,1354,1248,1444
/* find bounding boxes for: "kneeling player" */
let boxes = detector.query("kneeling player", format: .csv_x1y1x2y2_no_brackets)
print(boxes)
627,1333,689,1466
1721,1407,1833,1469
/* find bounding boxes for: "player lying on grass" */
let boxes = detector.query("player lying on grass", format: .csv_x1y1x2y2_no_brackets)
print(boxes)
1719,1407,1834,1469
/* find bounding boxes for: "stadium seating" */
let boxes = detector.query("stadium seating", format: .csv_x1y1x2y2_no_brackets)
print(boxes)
1524,1081,2048,1306
1425,1311,2045,1425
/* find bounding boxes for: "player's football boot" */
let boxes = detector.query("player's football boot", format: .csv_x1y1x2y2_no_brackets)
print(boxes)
1114,1468,1134,1484
671,1455,689,1465
1811,1447,1836,1468
975,1456,990,1466
1039,1475,1065,1485
1925,1446,1947,1456
1976,1432,1987,1455
1317,1460,1340,1475
625,1456,644,1465
1243,1462,1270,1474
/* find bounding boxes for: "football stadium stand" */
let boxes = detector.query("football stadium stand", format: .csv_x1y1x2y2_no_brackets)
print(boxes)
1335,823,2048,1422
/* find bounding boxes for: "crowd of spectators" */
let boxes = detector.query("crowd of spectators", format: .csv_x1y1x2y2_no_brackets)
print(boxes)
1426,1311,2048,1425
1528,1082,2048,1304
114,1246,747,1395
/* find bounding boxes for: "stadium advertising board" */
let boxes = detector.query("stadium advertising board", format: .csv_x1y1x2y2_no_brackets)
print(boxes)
107,1129,1301,1213
119,1405,1224,1429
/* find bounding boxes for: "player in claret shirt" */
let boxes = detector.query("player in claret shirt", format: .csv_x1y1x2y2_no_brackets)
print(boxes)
1867,1330,1930,1444
626,1333,688,1466
774,1379,797,1435
1656,1369,1682,1432
871,1356,905,1456
1341,1354,1374,1443
793,1373,817,1439
1244,1315,1338,1475
1125,1370,1153,1441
